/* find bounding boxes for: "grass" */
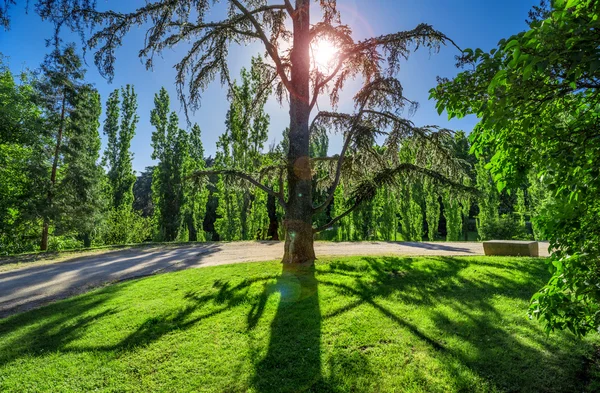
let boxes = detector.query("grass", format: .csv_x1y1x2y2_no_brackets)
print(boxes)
0,256,598,392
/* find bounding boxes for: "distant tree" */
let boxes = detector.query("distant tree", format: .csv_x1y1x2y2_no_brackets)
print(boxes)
150,88,188,241
424,179,440,241
182,124,209,241
103,85,138,210
35,44,88,250
474,157,501,240
57,85,105,247
133,167,155,218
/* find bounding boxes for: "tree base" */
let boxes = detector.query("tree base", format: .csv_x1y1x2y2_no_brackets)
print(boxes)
282,219,316,264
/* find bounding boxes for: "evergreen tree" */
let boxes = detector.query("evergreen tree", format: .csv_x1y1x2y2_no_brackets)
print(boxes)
424,179,441,241
213,59,271,240
475,157,500,240
443,191,462,241
35,44,89,250
58,86,105,247
51,0,465,263
515,188,527,228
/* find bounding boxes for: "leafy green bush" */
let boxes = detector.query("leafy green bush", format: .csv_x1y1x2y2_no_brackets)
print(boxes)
478,214,531,241
47,236,83,251
100,207,152,246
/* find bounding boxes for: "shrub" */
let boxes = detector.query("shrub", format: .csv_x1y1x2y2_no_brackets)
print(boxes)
478,214,531,241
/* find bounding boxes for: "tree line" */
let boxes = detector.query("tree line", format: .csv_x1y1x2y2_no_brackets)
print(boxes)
1,48,548,255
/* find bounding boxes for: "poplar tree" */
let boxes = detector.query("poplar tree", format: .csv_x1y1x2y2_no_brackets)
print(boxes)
183,124,210,241
475,157,500,240
151,88,189,241
103,85,138,210
424,179,441,241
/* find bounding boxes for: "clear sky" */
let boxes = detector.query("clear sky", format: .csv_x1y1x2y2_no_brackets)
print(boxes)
0,0,536,173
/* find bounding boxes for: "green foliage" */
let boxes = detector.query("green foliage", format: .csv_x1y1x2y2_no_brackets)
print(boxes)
214,176,242,241
443,191,462,241
478,214,530,241
58,86,106,246
103,85,138,210
213,59,271,241
515,188,527,228
149,88,209,243
182,124,210,242
474,158,500,240
432,0,600,334
424,179,440,241
100,206,152,245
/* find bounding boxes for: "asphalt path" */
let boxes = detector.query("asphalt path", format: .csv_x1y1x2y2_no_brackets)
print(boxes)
0,241,550,317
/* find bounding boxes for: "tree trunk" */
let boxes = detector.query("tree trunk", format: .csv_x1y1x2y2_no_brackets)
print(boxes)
187,214,197,242
41,90,67,251
282,0,315,264
83,232,92,248
266,194,279,240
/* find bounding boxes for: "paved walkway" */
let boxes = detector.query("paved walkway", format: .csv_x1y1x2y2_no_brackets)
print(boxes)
0,241,549,317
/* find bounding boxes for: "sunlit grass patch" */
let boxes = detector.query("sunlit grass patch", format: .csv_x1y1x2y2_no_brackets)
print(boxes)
0,256,597,392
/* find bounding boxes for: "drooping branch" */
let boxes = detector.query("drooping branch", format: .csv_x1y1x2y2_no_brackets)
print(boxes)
230,0,292,93
309,23,462,109
312,130,352,214
191,169,286,208
313,163,478,233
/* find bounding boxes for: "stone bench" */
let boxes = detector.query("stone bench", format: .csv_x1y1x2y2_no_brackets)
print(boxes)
482,240,539,257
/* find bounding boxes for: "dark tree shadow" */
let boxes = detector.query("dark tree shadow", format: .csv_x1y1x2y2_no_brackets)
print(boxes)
252,263,324,392
0,255,595,392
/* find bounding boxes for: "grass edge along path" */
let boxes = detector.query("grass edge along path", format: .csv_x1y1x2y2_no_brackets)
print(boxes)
0,256,598,392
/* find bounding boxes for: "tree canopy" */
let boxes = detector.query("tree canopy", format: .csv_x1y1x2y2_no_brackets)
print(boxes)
432,0,600,336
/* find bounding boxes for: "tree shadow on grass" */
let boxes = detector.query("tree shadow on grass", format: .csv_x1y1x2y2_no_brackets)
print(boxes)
252,263,324,392
317,256,593,392
0,256,595,392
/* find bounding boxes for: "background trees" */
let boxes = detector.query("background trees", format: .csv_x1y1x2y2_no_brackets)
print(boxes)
20,0,476,263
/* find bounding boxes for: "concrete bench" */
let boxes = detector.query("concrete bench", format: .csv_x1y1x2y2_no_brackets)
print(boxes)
482,240,539,257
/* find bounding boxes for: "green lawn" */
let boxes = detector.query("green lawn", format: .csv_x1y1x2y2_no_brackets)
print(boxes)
0,256,598,392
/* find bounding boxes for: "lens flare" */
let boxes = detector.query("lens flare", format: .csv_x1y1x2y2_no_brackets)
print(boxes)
311,39,338,71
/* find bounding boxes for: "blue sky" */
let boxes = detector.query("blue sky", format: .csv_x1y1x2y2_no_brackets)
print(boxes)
0,0,536,173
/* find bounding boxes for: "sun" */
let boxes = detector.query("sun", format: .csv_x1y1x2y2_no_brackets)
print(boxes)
311,39,338,72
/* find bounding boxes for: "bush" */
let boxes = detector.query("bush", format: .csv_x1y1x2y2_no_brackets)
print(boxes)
47,236,83,251
100,207,152,246
478,214,531,241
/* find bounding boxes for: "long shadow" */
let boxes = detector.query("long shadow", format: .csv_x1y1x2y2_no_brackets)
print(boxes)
0,255,595,392
384,241,476,253
253,263,324,393
0,243,223,317
317,256,592,392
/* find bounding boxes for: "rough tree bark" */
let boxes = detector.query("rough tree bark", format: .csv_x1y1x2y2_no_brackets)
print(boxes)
282,0,315,264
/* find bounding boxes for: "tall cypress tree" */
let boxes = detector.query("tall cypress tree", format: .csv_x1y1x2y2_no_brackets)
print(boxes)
59,86,105,247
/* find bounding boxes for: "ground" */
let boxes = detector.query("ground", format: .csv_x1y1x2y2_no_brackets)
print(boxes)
0,241,550,317
0,256,597,392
